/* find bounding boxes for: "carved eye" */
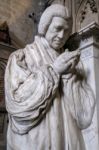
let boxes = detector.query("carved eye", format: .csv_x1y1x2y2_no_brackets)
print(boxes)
53,26,62,32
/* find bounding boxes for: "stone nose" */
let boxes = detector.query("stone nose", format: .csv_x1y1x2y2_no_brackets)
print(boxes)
58,30,64,39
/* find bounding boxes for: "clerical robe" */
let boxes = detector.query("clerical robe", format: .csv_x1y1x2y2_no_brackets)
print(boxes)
5,36,95,150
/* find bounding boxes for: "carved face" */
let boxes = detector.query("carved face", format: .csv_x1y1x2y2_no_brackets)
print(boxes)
45,16,70,51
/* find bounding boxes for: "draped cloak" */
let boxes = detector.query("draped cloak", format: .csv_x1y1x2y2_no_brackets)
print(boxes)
5,36,95,150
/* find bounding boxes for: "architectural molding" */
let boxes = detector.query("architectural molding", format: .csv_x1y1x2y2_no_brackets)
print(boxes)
65,22,99,52
78,22,99,38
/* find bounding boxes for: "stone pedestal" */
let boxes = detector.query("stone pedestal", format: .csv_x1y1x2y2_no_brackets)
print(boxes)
78,22,99,150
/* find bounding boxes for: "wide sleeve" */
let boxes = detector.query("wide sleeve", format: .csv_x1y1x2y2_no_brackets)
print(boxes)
5,51,60,134
63,69,95,130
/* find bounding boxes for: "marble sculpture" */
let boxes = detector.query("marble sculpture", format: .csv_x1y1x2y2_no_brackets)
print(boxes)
5,4,95,150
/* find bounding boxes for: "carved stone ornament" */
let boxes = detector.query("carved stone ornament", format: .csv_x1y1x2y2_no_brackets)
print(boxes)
87,0,97,13
80,0,97,23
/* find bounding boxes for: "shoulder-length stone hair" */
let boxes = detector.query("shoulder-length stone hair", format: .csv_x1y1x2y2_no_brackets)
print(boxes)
38,4,72,36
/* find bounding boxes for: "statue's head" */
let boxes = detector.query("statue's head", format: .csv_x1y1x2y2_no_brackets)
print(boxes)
38,4,72,50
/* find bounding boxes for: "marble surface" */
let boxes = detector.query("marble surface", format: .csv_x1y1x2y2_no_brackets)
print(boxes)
79,23,99,150
5,4,95,150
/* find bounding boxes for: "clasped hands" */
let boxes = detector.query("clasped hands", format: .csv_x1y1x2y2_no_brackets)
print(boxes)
52,50,80,75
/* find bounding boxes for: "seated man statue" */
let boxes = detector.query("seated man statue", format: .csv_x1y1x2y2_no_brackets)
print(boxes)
5,4,95,150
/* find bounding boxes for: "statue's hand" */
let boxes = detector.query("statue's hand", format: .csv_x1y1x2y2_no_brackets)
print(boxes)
52,50,80,75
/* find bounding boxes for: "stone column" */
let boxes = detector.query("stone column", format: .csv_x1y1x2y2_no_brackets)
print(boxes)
78,22,99,150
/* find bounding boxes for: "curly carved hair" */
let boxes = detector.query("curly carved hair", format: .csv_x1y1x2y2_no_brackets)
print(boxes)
38,4,72,36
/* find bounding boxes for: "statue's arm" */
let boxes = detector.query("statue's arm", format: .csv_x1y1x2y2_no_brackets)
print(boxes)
5,51,60,134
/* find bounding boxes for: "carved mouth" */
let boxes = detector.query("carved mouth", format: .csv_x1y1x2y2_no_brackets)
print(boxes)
54,40,62,45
